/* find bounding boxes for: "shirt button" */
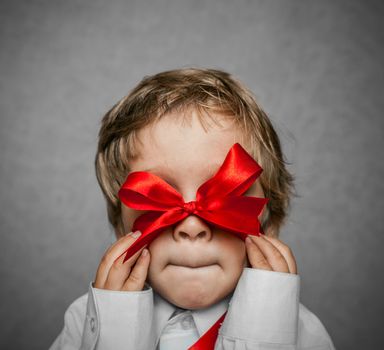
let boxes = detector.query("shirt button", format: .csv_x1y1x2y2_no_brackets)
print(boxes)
90,317,96,333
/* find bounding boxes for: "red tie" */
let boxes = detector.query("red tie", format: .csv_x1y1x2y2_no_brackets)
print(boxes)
117,142,269,349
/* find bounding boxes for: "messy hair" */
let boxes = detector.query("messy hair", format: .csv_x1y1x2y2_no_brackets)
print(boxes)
95,68,296,238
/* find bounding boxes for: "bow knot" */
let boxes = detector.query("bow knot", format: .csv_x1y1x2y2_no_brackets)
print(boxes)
183,200,198,214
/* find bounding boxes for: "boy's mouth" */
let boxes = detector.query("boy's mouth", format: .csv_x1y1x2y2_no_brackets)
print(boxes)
168,261,219,269
167,264,220,271
167,256,219,269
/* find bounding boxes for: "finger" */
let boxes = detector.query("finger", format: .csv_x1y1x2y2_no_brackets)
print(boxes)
245,236,273,271
250,235,290,273
104,245,146,290
94,231,142,288
122,248,151,291
263,235,298,274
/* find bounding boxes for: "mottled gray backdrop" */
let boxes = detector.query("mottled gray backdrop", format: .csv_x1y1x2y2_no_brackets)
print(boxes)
1,0,383,349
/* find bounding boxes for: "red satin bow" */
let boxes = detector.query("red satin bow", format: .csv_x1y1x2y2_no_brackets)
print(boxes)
117,142,269,263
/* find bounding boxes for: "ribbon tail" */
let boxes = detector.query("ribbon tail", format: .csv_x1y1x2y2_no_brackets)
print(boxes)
188,311,227,350
118,209,189,263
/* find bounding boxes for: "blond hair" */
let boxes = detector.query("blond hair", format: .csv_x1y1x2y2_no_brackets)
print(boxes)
95,68,296,238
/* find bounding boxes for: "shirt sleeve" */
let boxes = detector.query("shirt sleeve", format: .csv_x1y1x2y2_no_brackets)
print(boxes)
215,268,336,350
48,281,156,350
48,294,87,350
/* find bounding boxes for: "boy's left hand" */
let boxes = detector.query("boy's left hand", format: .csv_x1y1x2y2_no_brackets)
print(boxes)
245,235,298,274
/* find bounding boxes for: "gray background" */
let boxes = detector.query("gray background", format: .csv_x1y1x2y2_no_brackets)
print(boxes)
0,0,383,349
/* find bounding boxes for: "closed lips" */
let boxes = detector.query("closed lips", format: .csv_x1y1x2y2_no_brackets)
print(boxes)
168,262,218,268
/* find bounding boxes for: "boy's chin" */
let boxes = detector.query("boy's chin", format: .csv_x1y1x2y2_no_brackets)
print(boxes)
161,288,223,310
150,278,235,310
147,263,240,309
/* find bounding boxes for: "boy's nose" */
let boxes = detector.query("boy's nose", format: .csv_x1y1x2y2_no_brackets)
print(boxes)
173,215,213,242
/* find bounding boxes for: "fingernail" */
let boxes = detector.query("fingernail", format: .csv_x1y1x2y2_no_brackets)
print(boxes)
142,249,148,257
245,236,252,244
131,230,142,239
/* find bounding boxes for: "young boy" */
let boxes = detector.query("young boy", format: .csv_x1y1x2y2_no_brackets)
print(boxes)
49,68,336,350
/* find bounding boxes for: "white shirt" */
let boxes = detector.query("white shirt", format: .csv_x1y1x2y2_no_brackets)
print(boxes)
48,268,336,350
158,309,200,349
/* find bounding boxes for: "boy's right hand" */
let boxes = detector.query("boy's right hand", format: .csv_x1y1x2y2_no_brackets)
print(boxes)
93,231,150,291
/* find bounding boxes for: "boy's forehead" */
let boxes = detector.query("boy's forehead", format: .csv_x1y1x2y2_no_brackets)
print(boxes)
134,109,247,151
130,114,248,173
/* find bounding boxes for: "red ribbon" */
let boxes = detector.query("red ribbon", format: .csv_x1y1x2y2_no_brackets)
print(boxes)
117,142,269,263
117,142,269,349
188,311,227,349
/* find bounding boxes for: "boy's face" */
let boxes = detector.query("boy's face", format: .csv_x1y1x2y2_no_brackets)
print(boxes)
119,109,266,309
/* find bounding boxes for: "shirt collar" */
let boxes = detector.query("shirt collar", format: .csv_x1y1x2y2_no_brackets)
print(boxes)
153,287,233,341
190,292,232,336
153,289,176,341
